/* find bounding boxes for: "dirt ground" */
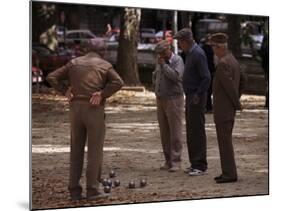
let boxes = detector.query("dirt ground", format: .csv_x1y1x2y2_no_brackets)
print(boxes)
31,89,268,210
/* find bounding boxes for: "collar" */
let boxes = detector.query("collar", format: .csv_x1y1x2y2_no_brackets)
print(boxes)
187,43,197,54
86,52,102,58
169,52,175,64
218,50,230,61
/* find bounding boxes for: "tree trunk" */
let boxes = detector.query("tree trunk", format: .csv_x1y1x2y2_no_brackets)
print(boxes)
32,2,59,43
227,15,242,58
116,8,141,86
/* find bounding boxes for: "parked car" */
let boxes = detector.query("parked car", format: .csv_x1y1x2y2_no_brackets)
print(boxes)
241,21,264,52
32,44,75,85
105,28,120,42
56,25,67,43
32,66,43,84
65,29,96,45
32,50,43,86
195,19,228,42
140,28,156,43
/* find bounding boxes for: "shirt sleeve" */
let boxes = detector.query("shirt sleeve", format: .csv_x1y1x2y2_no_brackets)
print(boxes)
216,62,240,109
46,61,72,95
195,53,211,95
100,68,124,99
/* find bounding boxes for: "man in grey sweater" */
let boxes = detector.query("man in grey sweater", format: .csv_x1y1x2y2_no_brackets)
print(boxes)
153,40,185,172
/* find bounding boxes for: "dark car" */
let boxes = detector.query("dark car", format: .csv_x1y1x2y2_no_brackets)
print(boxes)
32,44,75,78
32,44,76,86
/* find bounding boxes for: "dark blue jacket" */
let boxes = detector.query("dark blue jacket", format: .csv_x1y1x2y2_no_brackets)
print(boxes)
183,43,211,95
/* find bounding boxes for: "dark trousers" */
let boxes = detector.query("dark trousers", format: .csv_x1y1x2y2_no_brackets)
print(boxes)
206,78,213,111
215,120,237,179
185,93,208,171
68,101,105,197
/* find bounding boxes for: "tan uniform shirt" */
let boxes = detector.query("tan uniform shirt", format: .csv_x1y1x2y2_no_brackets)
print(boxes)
213,52,245,124
47,52,124,103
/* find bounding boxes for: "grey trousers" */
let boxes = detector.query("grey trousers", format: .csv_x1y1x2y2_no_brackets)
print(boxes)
157,95,184,167
68,101,105,196
215,120,238,179
185,93,208,171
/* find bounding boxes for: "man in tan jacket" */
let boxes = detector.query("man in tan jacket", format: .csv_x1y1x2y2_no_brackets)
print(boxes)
47,38,124,200
210,33,244,183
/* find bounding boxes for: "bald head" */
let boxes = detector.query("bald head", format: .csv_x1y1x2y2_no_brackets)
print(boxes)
89,38,106,51
83,38,107,57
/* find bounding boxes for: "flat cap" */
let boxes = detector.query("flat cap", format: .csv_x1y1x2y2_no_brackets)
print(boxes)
173,28,193,40
210,33,228,45
155,40,171,53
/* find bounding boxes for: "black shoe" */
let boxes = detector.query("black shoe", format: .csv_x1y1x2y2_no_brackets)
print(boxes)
216,177,237,184
214,175,223,181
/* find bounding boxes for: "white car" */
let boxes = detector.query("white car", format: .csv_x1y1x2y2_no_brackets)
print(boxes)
140,28,156,43
65,29,96,44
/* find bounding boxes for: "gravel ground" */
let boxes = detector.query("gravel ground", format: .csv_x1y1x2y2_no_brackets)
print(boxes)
31,89,268,209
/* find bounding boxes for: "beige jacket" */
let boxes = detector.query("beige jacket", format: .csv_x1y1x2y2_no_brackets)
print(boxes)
47,52,124,103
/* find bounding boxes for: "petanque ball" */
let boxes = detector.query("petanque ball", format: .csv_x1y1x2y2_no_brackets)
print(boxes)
114,179,121,187
109,170,116,178
102,178,108,186
140,179,147,187
128,181,136,189
107,179,112,187
104,185,111,193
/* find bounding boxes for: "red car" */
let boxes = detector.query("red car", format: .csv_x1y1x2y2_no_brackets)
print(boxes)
32,44,76,86
32,50,43,85
32,44,75,75
32,66,43,84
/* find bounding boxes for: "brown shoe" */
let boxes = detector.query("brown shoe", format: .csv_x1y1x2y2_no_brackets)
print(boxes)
86,192,109,200
86,188,109,200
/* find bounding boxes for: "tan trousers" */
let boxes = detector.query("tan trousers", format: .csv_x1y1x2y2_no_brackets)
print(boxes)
68,101,105,196
156,95,184,167
215,120,238,179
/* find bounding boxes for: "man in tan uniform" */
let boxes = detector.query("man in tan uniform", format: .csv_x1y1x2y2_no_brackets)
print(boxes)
210,33,244,183
47,38,124,200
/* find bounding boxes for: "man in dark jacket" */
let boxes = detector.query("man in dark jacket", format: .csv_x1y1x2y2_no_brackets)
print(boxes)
47,38,124,200
200,35,216,113
174,28,211,176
